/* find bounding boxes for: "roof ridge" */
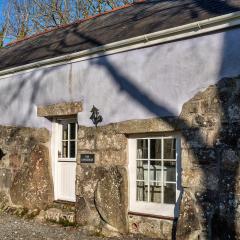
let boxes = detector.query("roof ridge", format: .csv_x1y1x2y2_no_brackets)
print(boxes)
5,0,146,48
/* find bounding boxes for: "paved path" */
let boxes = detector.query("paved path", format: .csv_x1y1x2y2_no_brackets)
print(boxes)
0,212,153,240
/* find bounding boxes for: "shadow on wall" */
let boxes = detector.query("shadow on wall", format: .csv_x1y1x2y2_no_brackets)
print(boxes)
2,0,240,239
0,67,53,127
61,1,240,239
89,34,240,239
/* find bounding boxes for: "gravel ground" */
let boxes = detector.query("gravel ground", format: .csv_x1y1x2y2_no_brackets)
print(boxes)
0,212,153,240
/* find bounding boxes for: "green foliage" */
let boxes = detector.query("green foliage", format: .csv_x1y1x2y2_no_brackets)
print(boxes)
47,217,77,227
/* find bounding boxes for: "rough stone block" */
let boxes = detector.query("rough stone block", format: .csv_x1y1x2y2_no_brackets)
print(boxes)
221,149,239,171
75,196,101,227
9,153,21,169
182,169,204,189
44,208,75,225
32,128,50,143
76,165,128,233
96,133,126,151
181,149,192,170
0,169,12,189
10,144,53,209
37,101,82,117
176,191,201,240
99,149,127,166
129,215,173,239
116,118,177,134
78,138,95,150
95,166,128,233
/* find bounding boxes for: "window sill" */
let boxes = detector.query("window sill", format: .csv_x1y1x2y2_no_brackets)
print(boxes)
128,211,176,220
54,200,76,205
129,201,177,218
58,158,76,162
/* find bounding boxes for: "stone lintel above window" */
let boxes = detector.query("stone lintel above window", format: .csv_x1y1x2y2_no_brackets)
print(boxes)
117,117,178,135
37,101,82,118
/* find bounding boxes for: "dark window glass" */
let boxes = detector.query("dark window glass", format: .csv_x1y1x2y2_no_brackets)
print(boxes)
137,181,148,201
62,124,68,140
137,160,148,181
164,161,176,182
69,141,76,158
164,183,176,204
164,139,176,159
70,123,76,140
62,141,68,158
150,182,162,203
137,139,148,159
150,139,161,159
150,161,162,182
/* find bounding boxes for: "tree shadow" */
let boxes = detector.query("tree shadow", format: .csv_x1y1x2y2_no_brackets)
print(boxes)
63,1,240,239
0,67,57,129
1,0,240,239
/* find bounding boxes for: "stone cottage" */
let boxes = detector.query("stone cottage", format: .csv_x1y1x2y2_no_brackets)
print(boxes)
0,0,240,239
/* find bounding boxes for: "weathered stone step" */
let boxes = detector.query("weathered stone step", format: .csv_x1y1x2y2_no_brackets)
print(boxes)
43,208,75,226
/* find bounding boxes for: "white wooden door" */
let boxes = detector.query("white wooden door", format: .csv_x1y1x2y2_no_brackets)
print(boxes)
53,120,77,202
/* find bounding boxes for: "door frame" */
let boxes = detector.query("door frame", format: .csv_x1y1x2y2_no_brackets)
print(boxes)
51,118,77,202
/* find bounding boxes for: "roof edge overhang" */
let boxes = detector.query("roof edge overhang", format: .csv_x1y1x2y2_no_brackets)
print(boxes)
1,11,240,79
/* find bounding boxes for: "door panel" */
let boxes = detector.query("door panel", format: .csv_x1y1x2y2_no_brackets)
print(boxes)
57,161,76,202
53,120,77,202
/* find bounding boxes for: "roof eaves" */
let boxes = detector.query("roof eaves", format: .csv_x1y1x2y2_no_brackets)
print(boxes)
1,10,240,78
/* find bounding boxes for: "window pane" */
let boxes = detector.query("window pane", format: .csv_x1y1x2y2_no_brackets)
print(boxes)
164,183,176,204
62,124,68,140
137,160,148,181
69,141,76,158
136,181,148,202
137,139,148,159
164,139,176,159
150,161,162,182
150,182,162,203
150,139,161,159
62,141,68,158
164,161,176,182
69,123,76,140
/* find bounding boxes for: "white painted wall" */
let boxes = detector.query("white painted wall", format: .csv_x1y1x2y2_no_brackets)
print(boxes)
0,28,240,129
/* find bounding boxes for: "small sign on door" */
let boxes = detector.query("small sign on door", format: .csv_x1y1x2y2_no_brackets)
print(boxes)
80,154,95,163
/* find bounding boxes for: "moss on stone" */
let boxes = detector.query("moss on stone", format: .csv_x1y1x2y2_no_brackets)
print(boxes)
47,217,76,227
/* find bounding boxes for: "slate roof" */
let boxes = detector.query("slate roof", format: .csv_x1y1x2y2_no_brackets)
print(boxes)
0,0,240,71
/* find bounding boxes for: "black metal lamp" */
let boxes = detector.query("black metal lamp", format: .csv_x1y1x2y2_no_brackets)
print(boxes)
90,105,103,127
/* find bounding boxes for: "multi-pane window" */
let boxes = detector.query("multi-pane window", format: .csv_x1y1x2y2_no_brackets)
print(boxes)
60,122,77,159
136,137,177,204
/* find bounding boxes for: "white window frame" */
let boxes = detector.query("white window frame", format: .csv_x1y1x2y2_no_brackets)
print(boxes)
57,119,78,162
128,135,181,218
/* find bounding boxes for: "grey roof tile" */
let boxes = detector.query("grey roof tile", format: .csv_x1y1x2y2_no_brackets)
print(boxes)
0,0,240,71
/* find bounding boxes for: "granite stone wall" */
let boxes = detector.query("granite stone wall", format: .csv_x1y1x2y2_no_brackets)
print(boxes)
0,76,239,239
0,126,54,210
76,124,130,236
76,75,240,239
176,76,240,240
76,120,177,238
